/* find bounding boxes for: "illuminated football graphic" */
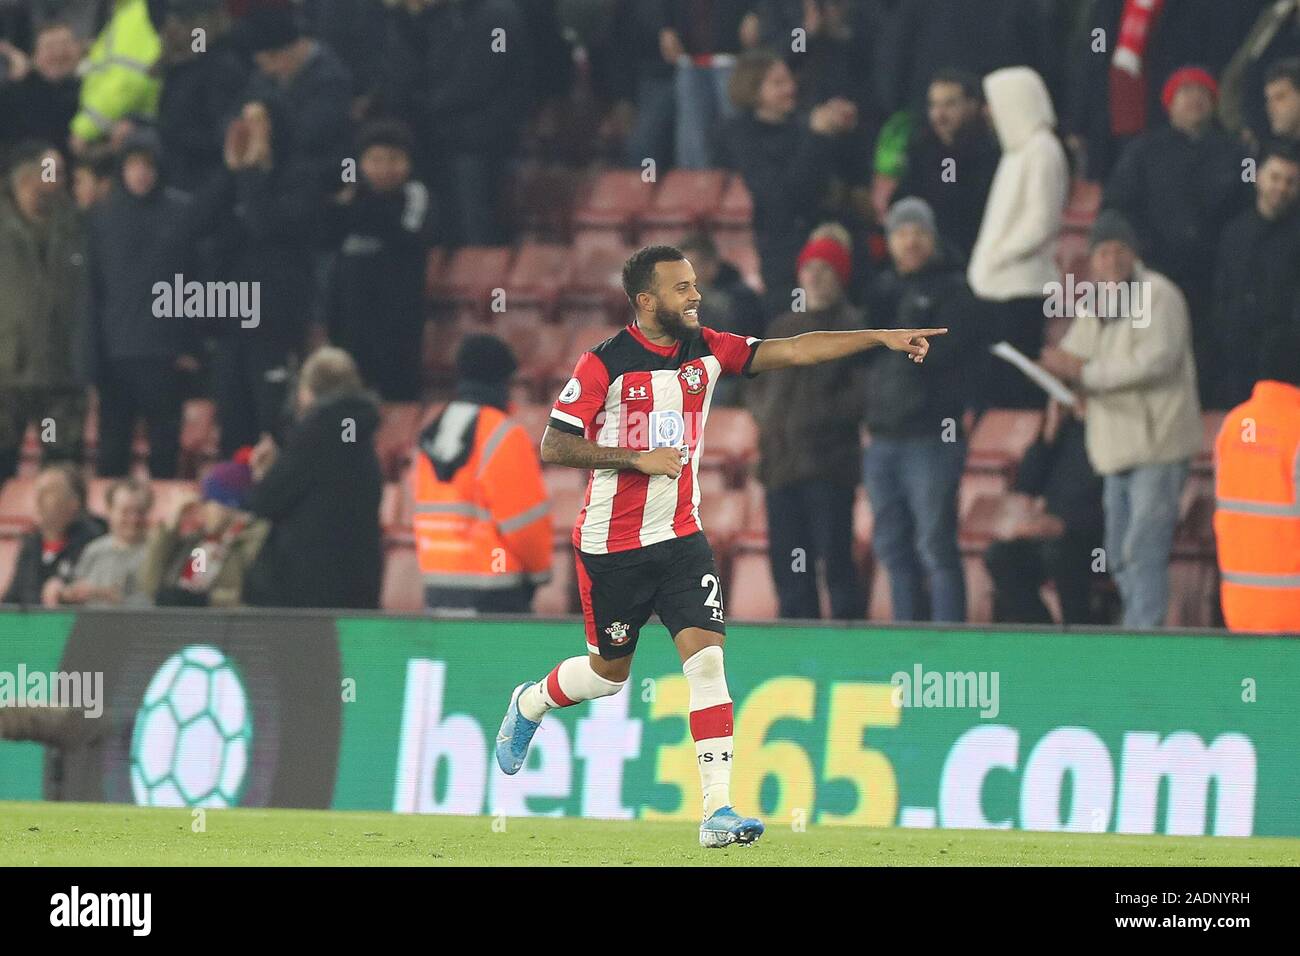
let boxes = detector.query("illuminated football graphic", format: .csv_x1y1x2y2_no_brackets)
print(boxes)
130,645,253,808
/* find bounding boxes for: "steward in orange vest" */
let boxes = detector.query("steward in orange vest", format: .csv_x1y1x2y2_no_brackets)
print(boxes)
1214,331,1300,633
413,336,552,612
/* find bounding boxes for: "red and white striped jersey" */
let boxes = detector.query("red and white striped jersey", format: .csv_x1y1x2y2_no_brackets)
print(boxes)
548,323,762,554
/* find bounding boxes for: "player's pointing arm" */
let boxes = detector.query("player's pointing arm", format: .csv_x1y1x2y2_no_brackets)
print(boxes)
747,327,948,373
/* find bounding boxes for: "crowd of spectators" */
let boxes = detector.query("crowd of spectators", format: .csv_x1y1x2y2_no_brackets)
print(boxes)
1,0,1298,630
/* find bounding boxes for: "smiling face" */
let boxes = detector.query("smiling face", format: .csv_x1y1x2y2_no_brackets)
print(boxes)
108,486,149,545
640,258,702,341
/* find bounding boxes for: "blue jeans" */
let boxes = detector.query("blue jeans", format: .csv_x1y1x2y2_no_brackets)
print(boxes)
863,437,967,622
1103,460,1189,628
674,61,736,169
626,73,675,168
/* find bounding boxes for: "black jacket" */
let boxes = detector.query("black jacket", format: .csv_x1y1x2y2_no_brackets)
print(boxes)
323,180,437,401
721,112,838,312
1211,206,1300,409
1013,417,1103,537
377,0,534,157
83,180,200,379
243,40,352,181
862,253,975,439
0,72,80,155
1103,124,1250,301
156,40,249,194
242,391,383,610
894,120,1000,259
1,513,107,605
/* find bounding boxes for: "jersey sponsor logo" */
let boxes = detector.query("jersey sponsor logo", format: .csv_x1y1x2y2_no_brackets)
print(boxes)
558,377,582,403
648,409,691,464
679,361,707,394
627,384,648,400
605,621,631,645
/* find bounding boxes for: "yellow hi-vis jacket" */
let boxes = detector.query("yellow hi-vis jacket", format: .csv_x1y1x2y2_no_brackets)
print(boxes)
70,0,162,143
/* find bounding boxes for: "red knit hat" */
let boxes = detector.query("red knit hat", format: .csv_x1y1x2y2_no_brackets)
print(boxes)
1162,67,1218,112
796,236,851,287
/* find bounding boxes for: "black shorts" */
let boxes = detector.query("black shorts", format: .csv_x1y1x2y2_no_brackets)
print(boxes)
575,532,726,659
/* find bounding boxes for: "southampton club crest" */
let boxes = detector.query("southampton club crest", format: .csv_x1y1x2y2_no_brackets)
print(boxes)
679,362,707,394
605,621,631,646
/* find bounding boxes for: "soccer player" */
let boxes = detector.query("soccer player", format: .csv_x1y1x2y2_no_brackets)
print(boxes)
495,245,944,847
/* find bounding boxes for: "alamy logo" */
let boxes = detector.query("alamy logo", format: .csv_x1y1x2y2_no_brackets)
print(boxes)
49,886,151,936
0,666,102,717
152,273,260,328
890,664,1000,718
1044,276,1152,328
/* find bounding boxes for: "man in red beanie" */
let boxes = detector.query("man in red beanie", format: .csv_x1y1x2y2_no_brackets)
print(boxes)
746,225,866,620
1103,63,1250,405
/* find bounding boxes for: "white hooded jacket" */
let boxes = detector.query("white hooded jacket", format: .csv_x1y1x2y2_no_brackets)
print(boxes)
967,67,1068,301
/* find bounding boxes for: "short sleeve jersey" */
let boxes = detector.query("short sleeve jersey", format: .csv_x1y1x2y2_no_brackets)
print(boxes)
548,323,761,554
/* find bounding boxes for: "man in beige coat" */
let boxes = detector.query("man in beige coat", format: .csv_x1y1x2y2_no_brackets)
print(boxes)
1040,210,1202,628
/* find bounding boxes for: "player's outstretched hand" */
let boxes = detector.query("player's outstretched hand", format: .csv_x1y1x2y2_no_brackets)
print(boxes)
635,447,684,479
881,328,948,364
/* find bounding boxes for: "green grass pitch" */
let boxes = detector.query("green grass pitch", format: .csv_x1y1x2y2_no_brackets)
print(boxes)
1,802,1297,866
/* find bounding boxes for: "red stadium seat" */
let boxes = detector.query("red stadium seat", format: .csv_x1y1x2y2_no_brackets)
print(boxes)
726,545,778,620
711,175,754,231
374,403,423,481
867,562,893,622
431,246,515,311
739,479,767,542
966,409,1044,476
957,473,1012,526
701,407,759,473
381,545,423,612
571,170,656,240
712,232,764,295
560,241,637,316
637,170,729,236
505,241,574,315
543,464,586,490
533,544,577,616
697,485,747,546
508,164,587,241
493,310,572,391
0,477,37,534
1062,179,1102,230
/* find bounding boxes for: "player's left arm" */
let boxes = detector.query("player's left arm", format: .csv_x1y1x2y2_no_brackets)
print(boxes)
748,328,949,373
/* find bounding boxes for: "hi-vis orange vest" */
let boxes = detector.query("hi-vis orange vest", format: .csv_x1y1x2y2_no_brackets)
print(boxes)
1214,380,1300,633
413,402,552,591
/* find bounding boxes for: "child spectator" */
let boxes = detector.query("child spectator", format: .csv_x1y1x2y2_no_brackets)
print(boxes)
47,477,152,606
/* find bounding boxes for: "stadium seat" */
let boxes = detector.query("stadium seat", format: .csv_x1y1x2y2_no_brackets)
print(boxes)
549,485,586,538
711,175,754,232
1194,410,1226,476
507,164,586,241
711,231,764,294
543,464,585,490
701,407,758,474
513,403,555,448
431,246,515,312
966,409,1044,476
571,170,656,242
505,241,574,318
958,473,1012,525
374,403,423,481
0,477,37,534
533,545,576,616
380,544,422,613
548,323,622,394
1062,178,1102,230
739,479,767,542
958,492,1009,554
560,240,637,316
726,545,778,620
637,169,729,238
493,310,571,393
697,485,747,546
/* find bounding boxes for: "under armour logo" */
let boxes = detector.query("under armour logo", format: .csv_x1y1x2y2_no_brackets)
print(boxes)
627,385,648,400
711,607,725,623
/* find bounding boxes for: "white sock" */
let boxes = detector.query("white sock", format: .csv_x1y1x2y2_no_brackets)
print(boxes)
683,646,734,819
518,655,623,722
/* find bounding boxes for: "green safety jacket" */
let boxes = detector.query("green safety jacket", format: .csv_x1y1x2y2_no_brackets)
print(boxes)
70,0,162,143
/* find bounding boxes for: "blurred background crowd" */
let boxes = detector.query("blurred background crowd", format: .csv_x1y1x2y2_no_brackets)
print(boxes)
2,0,1299,632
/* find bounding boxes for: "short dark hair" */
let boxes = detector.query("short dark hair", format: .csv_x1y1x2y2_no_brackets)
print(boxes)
1259,140,1300,169
1265,58,1300,93
1259,325,1300,387
676,232,718,260
929,68,983,102
5,139,58,179
728,49,782,112
622,245,686,306
356,118,415,159
72,142,117,179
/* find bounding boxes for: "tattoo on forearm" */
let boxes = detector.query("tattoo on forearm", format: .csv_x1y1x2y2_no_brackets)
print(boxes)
542,428,640,470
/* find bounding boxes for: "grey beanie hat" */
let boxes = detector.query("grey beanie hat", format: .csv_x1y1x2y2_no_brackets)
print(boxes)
885,196,937,236
1089,209,1141,252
